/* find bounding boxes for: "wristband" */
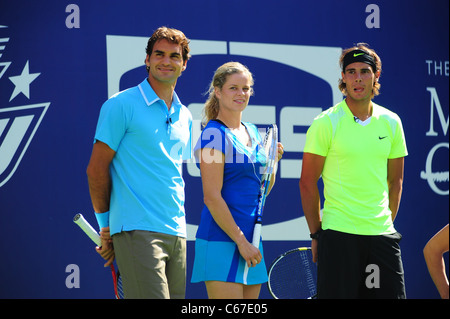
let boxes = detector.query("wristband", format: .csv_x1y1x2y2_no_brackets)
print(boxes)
310,229,322,240
95,211,110,230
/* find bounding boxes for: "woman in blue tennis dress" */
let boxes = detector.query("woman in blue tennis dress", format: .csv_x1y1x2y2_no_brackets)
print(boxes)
191,62,283,299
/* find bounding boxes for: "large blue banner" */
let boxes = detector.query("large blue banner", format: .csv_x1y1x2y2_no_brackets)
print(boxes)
0,0,448,299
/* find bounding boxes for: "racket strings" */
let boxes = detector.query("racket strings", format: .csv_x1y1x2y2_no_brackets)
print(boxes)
111,265,124,299
300,251,317,298
263,128,277,176
268,249,317,299
116,272,124,299
257,126,277,176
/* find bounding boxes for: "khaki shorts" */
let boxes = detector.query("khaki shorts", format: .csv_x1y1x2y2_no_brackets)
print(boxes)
113,230,186,299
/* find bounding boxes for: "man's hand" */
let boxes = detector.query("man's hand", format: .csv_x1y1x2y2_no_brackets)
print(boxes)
95,226,115,267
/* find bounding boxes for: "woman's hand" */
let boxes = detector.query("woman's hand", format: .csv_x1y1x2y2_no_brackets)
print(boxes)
236,236,262,267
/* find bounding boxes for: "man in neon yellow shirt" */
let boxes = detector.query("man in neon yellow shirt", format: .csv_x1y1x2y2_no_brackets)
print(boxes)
300,43,407,298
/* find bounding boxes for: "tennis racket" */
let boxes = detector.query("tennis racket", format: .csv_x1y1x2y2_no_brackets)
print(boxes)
243,124,278,284
267,247,317,299
73,213,123,299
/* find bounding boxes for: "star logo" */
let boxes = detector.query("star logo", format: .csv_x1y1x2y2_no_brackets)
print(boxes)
0,25,50,187
8,60,40,101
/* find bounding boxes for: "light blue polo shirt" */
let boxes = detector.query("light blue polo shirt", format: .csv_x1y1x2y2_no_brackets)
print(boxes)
94,78,192,237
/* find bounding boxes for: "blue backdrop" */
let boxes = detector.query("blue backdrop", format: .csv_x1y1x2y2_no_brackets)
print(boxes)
0,0,448,299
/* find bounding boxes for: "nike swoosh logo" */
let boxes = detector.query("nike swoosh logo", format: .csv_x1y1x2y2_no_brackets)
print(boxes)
353,53,364,57
379,136,388,140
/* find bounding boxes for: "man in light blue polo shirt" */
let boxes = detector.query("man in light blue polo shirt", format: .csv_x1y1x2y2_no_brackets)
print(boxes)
86,27,192,299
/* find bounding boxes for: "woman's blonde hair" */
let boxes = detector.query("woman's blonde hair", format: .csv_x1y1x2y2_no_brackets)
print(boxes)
202,62,254,126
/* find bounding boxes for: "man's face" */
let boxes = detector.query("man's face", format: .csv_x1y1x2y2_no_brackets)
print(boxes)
145,39,187,84
342,62,379,102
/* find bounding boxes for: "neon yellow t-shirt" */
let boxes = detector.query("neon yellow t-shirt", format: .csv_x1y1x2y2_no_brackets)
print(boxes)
303,100,408,235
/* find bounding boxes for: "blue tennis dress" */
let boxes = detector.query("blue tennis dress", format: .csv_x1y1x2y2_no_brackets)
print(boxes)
191,120,269,285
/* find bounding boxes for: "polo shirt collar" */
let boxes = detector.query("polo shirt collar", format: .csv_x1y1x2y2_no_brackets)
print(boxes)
138,78,182,110
341,99,379,118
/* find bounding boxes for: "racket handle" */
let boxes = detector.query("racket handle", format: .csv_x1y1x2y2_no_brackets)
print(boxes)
251,223,262,248
242,223,262,285
73,213,102,247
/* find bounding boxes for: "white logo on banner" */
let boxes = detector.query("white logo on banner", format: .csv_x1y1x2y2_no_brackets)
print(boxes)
420,86,449,195
105,35,342,240
0,26,50,187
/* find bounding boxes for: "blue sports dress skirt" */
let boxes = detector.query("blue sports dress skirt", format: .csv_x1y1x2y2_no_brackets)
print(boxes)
190,120,269,285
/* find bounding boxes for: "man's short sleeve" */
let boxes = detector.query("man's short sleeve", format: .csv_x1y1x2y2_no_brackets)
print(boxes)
94,97,128,151
388,116,408,159
303,114,333,157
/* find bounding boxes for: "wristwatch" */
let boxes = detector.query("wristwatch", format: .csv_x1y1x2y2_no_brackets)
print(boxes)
310,229,322,240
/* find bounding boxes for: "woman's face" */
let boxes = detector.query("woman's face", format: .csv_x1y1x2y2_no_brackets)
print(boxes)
215,72,253,114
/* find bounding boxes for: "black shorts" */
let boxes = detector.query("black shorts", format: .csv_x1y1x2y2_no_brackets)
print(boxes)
317,229,406,299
